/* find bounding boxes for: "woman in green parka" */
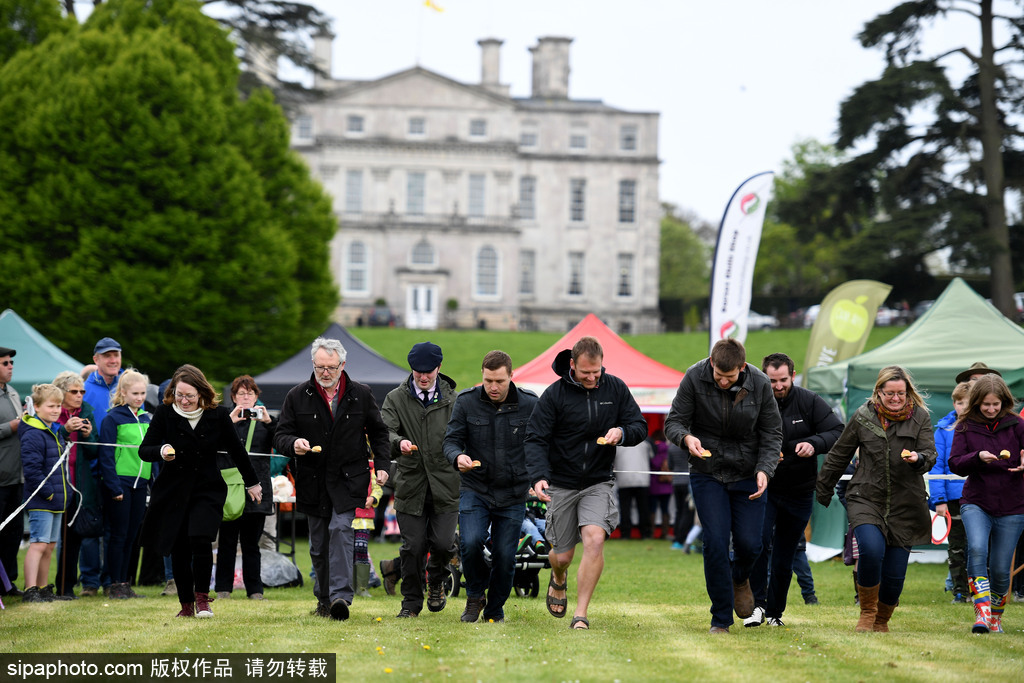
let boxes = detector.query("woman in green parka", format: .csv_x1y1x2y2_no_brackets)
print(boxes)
816,366,936,633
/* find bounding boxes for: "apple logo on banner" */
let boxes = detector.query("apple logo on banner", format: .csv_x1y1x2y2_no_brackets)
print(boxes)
740,193,761,215
719,320,739,339
829,296,871,342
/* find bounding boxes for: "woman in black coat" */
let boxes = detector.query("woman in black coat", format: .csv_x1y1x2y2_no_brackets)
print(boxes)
140,364,262,618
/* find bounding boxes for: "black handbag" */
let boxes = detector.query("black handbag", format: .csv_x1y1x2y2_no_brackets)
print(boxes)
68,493,103,538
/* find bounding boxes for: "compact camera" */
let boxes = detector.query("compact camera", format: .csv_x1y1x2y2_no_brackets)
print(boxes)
242,407,264,420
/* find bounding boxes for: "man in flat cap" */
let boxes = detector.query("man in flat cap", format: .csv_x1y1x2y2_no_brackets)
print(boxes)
0,346,22,595
381,342,460,618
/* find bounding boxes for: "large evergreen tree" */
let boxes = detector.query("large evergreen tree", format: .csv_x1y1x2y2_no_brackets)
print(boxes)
0,0,337,379
835,0,1023,312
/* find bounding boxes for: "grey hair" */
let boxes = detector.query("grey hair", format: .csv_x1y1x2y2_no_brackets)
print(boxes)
311,337,347,363
52,370,85,393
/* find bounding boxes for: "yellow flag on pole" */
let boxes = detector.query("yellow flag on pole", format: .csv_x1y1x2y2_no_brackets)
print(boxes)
424,0,444,11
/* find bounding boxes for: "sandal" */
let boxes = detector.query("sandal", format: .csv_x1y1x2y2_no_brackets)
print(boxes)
569,616,590,630
546,574,568,618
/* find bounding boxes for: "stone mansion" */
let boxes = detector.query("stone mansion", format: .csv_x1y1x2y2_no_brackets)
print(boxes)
291,35,661,333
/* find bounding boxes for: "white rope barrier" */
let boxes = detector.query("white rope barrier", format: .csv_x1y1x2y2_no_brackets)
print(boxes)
613,469,965,481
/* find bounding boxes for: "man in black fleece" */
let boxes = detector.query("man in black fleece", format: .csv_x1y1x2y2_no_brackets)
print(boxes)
743,352,843,628
526,336,647,630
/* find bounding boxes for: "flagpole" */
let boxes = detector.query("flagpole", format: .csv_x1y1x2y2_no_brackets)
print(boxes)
415,0,424,66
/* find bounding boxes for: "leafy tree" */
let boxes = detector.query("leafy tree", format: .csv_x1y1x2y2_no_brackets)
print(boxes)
835,0,1023,313
660,203,712,300
0,0,337,379
0,0,72,65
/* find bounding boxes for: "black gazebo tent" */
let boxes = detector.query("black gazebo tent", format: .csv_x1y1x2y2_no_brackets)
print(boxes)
254,323,408,410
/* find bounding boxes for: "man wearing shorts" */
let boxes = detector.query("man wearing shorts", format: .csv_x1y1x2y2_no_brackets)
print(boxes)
525,336,647,630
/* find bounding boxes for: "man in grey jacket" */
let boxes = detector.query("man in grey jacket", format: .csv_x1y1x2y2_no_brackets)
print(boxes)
665,338,783,634
382,342,459,618
0,346,22,595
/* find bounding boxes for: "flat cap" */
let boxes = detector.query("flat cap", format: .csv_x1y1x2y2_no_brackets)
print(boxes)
408,342,443,372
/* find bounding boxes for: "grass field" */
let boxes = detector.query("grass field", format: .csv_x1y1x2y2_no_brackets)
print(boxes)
351,325,907,390
2,538,1021,682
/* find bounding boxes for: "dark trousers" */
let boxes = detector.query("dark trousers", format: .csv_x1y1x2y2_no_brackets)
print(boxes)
945,500,969,595
104,485,147,584
672,483,694,543
458,490,525,621
397,503,457,612
171,522,215,604
0,483,23,588
793,541,816,598
853,524,911,605
215,512,265,595
690,472,766,628
617,486,651,539
750,488,813,618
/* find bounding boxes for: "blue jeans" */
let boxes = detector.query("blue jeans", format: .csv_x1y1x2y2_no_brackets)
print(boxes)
750,488,813,618
853,524,910,605
961,503,1024,596
459,490,525,621
793,546,816,599
689,472,767,628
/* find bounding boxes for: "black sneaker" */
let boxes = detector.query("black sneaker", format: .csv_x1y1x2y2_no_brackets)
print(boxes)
38,584,57,602
461,596,486,623
427,583,447,612
804,594,819,605
396,607,419,618
22,587,46,603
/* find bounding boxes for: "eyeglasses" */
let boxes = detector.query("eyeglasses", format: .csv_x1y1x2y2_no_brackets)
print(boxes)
880,391,907,399
313,364,341,374
175,392,198,402
0,360,12,367
235,390,257,397
67,389,85,395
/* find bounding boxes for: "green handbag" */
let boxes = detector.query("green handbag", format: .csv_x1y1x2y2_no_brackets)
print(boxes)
222,419,255,522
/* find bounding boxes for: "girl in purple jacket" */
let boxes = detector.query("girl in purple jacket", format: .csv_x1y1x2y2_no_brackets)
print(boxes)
949,374,1024,634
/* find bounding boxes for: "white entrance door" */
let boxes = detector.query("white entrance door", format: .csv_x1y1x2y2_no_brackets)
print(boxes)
405,284,438,329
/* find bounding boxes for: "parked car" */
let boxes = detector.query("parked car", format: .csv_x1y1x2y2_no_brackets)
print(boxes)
747,310,780,331
364,305,397,327
802,305,820,329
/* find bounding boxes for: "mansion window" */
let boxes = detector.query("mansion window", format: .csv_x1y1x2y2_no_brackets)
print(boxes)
619,179,637,223
617,253,634,297
411,240,435,266
408,117,426,136
518,176,536,220
476,246,498,297
570,178,586,223
345,242,369,295
407,172,425,215
468,174,486,217
469,119,487,138
568,252,585,296
344,170,363,214
347,115,364,134
620,124,638,151
519,250,535,295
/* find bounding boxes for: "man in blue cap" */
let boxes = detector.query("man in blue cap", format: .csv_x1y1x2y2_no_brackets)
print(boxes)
381,342,460,618
80,336,123,597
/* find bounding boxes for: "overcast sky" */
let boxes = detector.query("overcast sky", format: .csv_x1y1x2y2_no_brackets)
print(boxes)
305,0,979,225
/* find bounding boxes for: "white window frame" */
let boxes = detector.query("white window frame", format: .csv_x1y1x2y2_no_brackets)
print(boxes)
568,252,585,296
519,249,535,296
344,170,363,214
469,118,487,138
618,179,637,224
570,178,586,223
408,116,426,137
468,173,486,218
475,246,500,299
347,115,364,134
411,240,436,266
407,171,426,215
295,115,313,141
344,241,370,296
518,176,536,220
616,253,635,298
620,124,638,151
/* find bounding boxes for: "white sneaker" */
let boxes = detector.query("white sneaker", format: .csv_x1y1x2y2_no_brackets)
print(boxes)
743,606,765,627
766,617,785,626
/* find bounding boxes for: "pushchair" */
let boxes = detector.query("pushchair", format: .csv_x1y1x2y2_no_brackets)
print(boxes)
446,527,552,599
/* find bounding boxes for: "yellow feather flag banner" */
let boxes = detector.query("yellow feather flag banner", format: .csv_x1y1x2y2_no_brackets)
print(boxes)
424,0,444,11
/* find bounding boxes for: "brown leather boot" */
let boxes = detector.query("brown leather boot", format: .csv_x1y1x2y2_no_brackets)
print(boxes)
855,584,880,632
874,602,896,632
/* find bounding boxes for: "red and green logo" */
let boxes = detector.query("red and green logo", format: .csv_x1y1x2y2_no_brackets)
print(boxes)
719,320,739,339
740,193,761,215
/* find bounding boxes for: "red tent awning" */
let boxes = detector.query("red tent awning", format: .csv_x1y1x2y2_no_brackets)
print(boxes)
512,314,685,413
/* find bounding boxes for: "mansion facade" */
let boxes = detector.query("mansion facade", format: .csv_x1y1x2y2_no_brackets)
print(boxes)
291,35,662,333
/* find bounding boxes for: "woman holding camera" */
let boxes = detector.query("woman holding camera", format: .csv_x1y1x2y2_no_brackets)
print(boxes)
214,375,275,601
139,365,261,618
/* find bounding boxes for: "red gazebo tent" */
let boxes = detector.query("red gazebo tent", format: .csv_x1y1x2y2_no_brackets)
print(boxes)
512,314,685,414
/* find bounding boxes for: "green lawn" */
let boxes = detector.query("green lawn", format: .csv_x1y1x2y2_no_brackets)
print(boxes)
1,539,1019,681
351,325,907,391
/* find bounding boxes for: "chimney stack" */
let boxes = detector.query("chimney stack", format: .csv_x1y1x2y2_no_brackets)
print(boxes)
312,31,335,87
478,38,503,87
530,36,572,99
